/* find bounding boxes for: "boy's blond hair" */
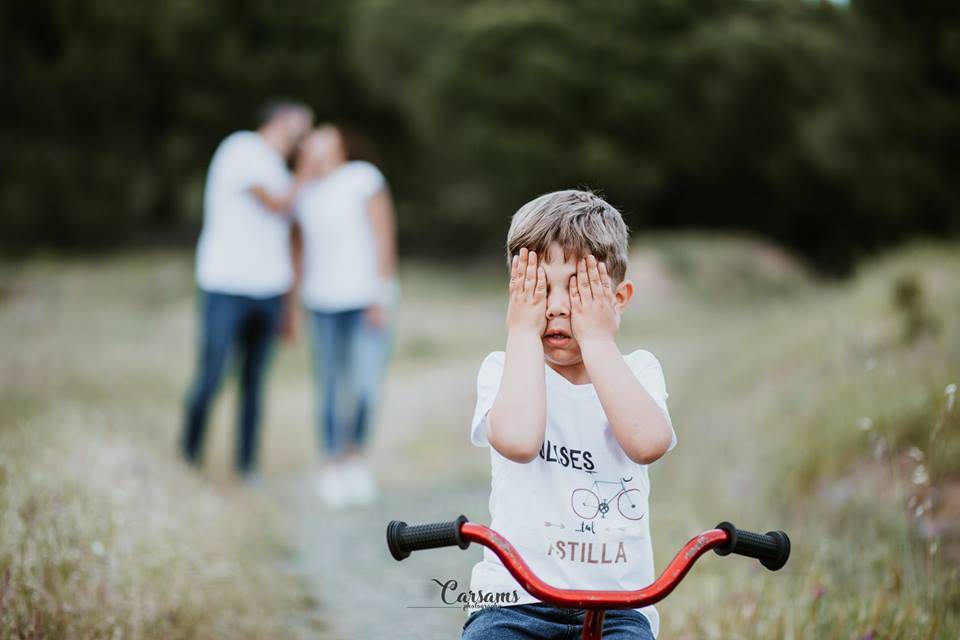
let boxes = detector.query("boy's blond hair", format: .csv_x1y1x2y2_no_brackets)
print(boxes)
506,190,630,283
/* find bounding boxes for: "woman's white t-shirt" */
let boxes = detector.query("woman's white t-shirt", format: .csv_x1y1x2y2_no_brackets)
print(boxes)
295,161,386,312
196,131,294,297
469,349,676,638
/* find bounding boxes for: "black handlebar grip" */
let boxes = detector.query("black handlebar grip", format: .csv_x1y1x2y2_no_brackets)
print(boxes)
714,521,790,571
387,515,470,561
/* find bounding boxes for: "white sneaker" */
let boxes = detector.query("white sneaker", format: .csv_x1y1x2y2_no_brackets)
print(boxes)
317,464,348,509
343,458,379,506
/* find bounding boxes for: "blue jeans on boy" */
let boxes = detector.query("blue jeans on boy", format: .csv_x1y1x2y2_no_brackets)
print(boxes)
309,307,390,457
461,604,653,640
182,290,284,475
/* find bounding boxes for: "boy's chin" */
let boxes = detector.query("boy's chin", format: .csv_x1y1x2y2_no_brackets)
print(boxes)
543,346,583,368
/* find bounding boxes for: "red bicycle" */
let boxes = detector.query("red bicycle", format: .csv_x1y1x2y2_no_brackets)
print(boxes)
387,515,790,640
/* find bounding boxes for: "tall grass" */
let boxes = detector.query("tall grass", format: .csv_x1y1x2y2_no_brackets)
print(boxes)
0,256,317,638
1,238,957,638
633,238,960,639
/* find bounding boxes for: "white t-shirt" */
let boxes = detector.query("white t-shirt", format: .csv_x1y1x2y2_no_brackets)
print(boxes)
196,131,294,297
469,349,676,638
295,161,386,312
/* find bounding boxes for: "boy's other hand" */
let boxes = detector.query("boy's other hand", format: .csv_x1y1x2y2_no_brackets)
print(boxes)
506,247,547,336
570,255,618,344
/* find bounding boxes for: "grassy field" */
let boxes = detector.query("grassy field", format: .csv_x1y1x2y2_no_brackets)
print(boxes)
0,235,957,638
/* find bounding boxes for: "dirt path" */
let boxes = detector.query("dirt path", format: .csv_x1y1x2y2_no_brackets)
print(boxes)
267,309,499,638
285,481,489,639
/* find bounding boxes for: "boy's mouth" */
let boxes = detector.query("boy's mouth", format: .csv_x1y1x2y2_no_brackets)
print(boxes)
543,329,572,348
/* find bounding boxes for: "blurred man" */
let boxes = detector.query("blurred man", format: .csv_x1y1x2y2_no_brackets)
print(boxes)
182,101,314,478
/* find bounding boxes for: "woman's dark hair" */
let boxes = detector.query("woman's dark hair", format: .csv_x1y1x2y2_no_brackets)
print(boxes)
333,123,381,166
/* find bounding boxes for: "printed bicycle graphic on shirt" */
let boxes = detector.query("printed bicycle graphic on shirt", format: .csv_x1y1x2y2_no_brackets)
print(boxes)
571,477,645,521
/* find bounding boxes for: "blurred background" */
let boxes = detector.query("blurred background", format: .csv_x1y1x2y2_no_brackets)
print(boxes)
4,0,959,271
1,1,959,638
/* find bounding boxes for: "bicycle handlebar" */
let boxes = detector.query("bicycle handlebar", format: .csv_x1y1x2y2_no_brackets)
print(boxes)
713,521,791,571
387,515,470,560
386,515,790,609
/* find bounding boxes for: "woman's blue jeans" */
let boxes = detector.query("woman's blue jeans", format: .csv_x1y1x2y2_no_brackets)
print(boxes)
309,307,391,458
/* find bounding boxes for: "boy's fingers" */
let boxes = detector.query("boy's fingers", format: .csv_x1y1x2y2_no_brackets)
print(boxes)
516,248,527,290
524,250,537,293
587,255,602,291
510,255,519,291
534,266,546,301
598,261,612,294
577,258,592,299
569,274,580,306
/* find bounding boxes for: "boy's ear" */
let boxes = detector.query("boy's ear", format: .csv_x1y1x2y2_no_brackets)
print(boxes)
613,279,634,312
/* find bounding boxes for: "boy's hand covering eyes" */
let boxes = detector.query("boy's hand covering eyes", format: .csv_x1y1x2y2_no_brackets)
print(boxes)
570,255,619,343
506,247,547,336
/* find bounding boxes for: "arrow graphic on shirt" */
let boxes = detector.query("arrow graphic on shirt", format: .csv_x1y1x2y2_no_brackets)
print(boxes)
543,521,566,529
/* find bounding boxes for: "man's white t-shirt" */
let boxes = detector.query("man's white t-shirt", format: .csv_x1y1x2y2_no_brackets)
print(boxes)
469,350,676,638
196,131,293,297
295,161,386,312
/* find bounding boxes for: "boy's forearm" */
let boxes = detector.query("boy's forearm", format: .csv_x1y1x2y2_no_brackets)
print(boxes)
488,330,546,462
580,339,673,464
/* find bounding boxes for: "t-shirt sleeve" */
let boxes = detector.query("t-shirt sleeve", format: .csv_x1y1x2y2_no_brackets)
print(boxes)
225,137,267,192
627,350,677,452
218,134,289,196
470,351,506,447
351,161,386,200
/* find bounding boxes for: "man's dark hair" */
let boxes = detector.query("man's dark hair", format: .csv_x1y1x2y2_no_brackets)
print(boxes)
257,99,313,128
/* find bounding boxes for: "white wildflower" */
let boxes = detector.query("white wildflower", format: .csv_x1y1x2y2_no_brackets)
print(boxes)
911,465,929,485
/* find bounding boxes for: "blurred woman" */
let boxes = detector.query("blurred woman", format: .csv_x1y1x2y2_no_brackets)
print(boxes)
293,125,398,507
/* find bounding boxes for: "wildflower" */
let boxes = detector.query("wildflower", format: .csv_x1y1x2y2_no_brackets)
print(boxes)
872,436,888,461
946,383,957,413
858,417,873,431
911,465,929,485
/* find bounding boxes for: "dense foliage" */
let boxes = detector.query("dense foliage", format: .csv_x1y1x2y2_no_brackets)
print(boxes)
2,0,958,270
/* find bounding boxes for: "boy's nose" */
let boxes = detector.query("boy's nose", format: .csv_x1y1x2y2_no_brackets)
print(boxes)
545,290,570,319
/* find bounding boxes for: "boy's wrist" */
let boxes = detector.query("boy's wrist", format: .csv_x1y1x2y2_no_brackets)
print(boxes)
507,326,541,338
577,336,619,363
506,327,544,347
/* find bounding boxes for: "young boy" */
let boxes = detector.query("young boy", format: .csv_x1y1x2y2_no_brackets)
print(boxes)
463,190,676,640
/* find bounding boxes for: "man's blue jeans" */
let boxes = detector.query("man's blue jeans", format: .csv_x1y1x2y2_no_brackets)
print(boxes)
309,307,390,458
182,290,284,475
462,604,653,640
